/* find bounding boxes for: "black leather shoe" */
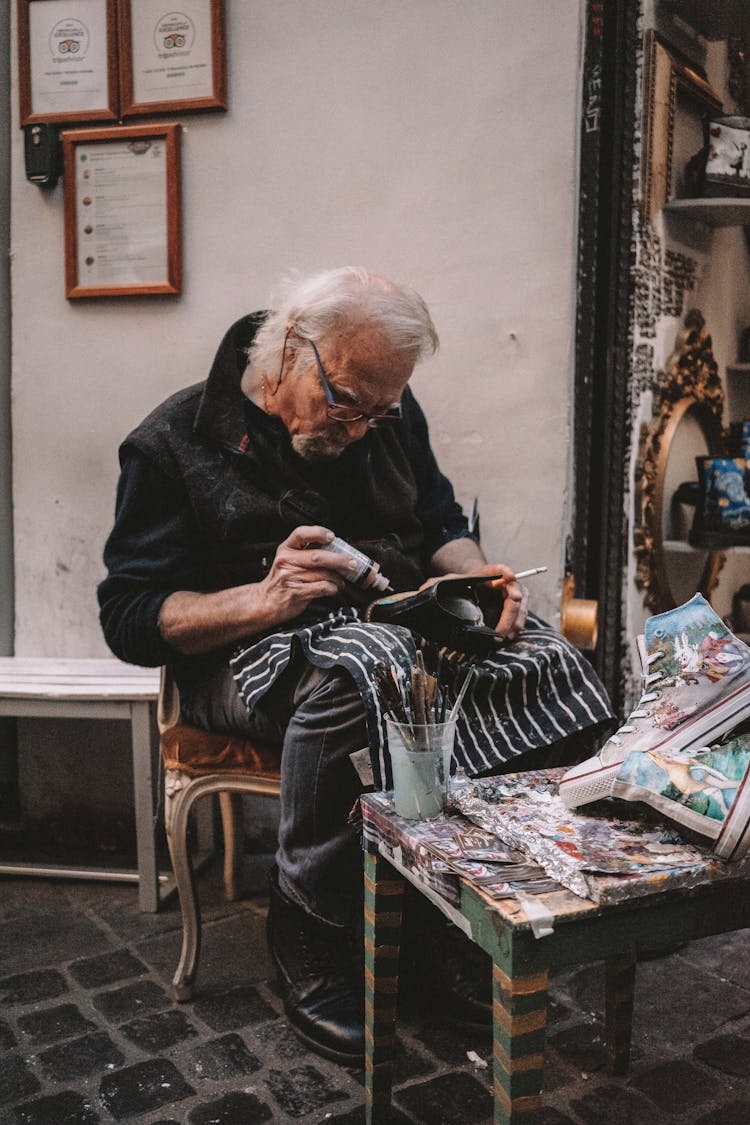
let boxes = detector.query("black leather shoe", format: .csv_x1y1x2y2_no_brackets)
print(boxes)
366,573,506,657
267,870,364,1066
401,888,492,1031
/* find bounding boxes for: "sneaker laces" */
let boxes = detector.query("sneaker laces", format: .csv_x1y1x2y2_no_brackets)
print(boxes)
607,651,664,746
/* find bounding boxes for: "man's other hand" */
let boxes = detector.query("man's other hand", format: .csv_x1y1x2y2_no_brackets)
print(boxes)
420,563,529,641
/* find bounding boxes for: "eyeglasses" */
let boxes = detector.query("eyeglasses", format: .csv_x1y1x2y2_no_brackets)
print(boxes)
306,338,402,428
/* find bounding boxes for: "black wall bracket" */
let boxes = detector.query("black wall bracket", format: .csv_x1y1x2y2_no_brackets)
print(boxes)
24,123,60,187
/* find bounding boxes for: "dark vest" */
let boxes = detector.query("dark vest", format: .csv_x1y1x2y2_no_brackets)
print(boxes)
123,314,429,602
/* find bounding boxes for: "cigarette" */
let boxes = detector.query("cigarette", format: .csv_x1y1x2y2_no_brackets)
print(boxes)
484,566,547,589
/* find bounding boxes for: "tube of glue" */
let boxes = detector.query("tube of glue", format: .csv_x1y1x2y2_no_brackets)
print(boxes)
328,537,392,593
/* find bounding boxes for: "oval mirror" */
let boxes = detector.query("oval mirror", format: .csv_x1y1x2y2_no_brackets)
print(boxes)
635,310,725,613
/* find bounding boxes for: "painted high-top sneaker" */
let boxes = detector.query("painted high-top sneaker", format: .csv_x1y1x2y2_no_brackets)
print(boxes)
609,730,750,862
559,594,750,808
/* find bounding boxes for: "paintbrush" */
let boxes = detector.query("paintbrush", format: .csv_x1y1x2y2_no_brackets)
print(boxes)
438,686,449,723
375,662,421,751
411,668,427,725
448,666,476,723
373,663,407,723
424,673,438,721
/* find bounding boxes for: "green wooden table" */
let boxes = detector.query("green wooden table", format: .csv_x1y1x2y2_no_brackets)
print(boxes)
361,792,750,1124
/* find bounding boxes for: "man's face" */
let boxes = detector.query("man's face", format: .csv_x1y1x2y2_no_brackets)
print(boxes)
277,323,415,461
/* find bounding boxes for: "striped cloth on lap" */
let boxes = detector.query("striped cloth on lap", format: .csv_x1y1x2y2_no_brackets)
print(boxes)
229,609,613,790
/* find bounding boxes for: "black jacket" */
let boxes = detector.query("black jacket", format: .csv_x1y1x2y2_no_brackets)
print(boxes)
98,313,471,686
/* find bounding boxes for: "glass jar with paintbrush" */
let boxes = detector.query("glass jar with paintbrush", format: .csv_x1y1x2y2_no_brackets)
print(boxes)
377,657,475,820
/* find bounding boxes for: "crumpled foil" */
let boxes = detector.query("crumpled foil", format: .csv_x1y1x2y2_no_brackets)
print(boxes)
451,770,710,901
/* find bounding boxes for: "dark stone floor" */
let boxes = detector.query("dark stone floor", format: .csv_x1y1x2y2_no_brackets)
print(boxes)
1,852,749,1124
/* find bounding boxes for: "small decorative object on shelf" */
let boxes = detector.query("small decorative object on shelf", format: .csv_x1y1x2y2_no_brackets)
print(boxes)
685,115,750,199
671,479,700,541
689,456,750,549
728,420,750,458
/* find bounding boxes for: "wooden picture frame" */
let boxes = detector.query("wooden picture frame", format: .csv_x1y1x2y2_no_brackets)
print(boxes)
641,30,722,221
62,122,182,299
17,0,119,126
118,0,227,118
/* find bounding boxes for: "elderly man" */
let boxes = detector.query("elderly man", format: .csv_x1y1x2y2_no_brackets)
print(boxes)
99,267,611,1065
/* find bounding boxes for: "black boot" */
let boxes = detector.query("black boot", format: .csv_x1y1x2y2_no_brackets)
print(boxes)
267,870,364,1066
401,887,492,1031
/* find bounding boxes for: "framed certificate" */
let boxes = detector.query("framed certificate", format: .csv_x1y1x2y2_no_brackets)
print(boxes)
118,0,227,118
62,122,182,298
18,0,119,126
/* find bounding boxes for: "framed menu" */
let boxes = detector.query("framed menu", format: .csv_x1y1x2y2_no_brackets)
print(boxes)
118,0,227,118
18,0,119,126
62,122,182,298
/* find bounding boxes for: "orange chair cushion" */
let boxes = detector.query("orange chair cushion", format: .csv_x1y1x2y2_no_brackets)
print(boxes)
161,723,281,779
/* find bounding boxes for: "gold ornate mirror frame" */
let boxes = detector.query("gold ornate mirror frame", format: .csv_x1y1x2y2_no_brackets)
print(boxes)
635,309,725,612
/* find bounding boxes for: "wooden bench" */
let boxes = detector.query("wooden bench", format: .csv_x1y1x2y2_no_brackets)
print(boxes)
0,657,162,911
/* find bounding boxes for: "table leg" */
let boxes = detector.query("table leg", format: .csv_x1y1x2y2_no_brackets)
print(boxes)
605,953,636,1075
130,701,159,913
364,851,405,1125
492,962,549,1124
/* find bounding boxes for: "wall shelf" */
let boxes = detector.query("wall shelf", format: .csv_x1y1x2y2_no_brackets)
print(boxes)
664,539,750,554
663,539,704,553
727,364,750,374
663,198,750,226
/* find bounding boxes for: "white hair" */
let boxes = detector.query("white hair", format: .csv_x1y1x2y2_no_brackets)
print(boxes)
247,266,439,374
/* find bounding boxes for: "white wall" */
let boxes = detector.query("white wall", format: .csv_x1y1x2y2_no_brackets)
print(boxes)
10,1,584,656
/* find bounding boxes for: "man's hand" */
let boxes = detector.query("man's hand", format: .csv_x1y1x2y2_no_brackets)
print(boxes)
157,525,359,655
256,525,356,621
420,561,529,641
477,564,529,640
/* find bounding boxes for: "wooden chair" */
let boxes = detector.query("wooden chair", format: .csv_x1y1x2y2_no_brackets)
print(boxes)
158,668,281,1000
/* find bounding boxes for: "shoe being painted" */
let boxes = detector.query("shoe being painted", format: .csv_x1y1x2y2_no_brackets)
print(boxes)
559,594,750,808
610,730,750,863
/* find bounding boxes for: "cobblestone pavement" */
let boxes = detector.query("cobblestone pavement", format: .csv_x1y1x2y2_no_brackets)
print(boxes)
1,854,749,1124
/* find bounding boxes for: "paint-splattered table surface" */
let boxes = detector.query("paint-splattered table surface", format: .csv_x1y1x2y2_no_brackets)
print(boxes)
362,773,750,1123
361,767,750,928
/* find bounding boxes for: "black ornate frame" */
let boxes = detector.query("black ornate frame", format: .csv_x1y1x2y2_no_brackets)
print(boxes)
570,0,640,716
